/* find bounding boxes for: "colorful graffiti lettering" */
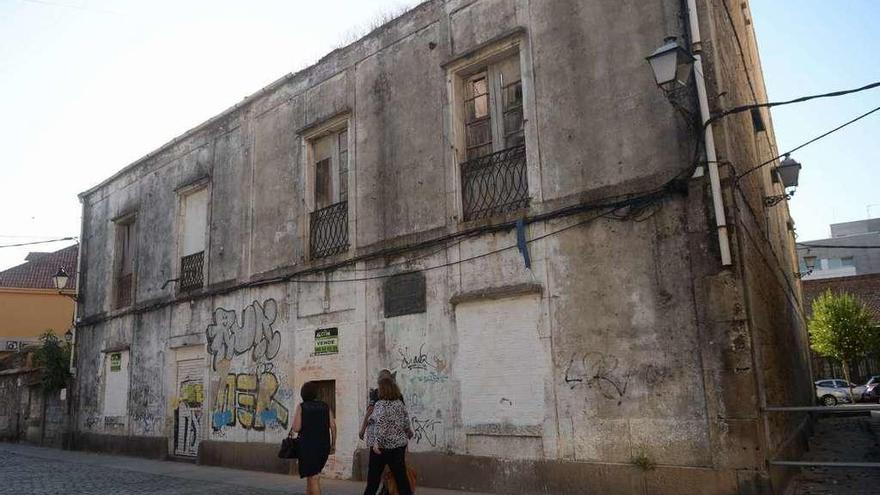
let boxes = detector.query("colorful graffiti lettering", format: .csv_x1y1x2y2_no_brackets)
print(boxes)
206,299,281,371
175,378,204,456
211,368,290,431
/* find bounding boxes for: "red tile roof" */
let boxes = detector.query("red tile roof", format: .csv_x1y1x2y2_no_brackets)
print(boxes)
803,273,880,321
0,244,78,290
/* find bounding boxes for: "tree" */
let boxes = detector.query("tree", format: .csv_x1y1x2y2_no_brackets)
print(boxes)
31,330,71,393
808,290,880,403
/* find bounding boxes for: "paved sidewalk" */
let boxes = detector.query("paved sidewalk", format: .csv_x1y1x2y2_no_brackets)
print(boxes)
0,443,490,495
787,415,880,495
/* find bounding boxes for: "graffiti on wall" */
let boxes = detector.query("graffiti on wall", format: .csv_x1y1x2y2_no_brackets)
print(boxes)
206,299,281,371
564,351,668,405
410,416,442,447
174,376,204,456
396,343,448,384
175,380,204,456
211,363,290,432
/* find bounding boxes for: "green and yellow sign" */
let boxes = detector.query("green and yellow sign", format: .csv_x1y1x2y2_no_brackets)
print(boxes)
314,328,339,356
110,352,122,372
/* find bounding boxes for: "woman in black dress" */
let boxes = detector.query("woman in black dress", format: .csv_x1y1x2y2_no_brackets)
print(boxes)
292,381,336,495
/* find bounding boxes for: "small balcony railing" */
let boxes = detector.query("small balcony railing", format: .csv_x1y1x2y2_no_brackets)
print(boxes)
461,144,529,221
310,201,349,259
179,251,205,292
115,273,133,309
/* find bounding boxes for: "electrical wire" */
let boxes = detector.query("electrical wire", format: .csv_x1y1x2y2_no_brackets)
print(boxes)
0,237,78,249
797,244,880,250
708,81,880,129
736,104,880,181
288,207,621,283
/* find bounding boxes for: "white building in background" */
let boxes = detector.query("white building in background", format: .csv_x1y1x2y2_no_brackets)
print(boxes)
798,218,880,280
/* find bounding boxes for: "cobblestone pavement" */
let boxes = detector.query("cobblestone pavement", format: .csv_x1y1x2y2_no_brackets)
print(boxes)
0,443,485,495
788,415,880,495
0,448,297,495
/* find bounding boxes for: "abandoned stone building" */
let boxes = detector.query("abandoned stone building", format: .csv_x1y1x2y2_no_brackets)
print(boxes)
71,1,812,493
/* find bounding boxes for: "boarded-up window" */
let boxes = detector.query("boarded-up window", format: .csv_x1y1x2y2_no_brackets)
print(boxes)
103,350,130,417
384,272,427,318
454,295,546,427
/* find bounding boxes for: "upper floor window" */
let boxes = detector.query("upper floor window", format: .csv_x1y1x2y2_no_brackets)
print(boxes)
312,128,349,209
114,216,136,309
453,48,529,221
179,186,208,292
463,56,524,160
307,122,350,259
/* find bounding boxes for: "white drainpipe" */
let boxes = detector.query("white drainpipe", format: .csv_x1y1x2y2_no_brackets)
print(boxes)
687,0,732,266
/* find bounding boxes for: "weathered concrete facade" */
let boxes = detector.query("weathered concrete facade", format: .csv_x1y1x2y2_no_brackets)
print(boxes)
72,1,811,493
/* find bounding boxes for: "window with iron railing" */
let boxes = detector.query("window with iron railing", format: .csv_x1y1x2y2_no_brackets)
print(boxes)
115,273,133,309
114,219,136,309
178,186,208,293
310,201,349,259
308,124,350,260
179,251,205,291
461,144,528,221
459,52,528,221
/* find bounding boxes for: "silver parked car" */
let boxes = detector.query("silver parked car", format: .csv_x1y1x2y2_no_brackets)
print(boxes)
815,379,866,406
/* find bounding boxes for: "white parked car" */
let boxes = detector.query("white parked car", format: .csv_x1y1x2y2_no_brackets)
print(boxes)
815,379,866,406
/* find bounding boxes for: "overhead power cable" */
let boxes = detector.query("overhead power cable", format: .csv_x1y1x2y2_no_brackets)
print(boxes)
706,80,880,129
797,243,880,250
0,237,78,249
736,104,880,180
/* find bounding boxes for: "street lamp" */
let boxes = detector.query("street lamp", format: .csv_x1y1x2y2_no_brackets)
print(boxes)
52,267,69,291
52,266,77,301
646,36,695,92
764,155,803,207
796,255,817,279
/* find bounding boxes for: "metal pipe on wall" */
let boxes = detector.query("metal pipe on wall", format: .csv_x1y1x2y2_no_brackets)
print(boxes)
686,0,733,266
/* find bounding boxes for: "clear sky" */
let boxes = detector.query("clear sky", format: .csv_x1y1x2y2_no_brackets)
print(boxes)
0,0,419,270
750,0,880,240
0,0,877,270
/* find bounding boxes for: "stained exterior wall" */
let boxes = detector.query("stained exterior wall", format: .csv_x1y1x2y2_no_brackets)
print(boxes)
72,1,809,493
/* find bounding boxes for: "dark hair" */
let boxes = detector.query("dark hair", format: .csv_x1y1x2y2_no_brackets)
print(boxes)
377,377,403,401
301,381,318,401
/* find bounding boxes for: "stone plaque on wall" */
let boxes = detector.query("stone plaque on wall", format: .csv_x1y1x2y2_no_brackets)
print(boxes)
384,272,426,318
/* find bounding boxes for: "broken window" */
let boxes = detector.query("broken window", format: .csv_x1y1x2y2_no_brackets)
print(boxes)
462,54,524,160
457,51,529,220
309,125,350,258
312,128,349,209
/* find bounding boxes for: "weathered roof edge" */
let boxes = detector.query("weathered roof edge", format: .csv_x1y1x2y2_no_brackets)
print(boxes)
78,0,437,200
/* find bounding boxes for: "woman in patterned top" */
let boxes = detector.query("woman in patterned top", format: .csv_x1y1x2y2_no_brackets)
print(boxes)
362,377,414,495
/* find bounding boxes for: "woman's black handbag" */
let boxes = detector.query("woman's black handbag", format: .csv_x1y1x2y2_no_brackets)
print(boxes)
278,435,298,459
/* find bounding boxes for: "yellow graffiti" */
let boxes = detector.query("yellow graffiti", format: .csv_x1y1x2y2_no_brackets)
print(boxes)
180,381,204,407
212,371,289,431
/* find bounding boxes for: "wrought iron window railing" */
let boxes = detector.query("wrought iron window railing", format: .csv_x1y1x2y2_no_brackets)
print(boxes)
115,273,133,309
460,144,529,221
310,201,349,259
179,251,205,292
